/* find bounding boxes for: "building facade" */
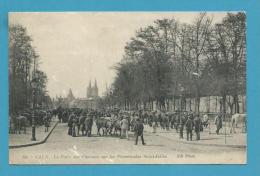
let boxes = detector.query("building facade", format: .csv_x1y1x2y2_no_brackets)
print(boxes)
56,79,100,109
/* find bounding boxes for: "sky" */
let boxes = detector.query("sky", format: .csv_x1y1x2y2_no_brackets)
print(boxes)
9,12,228,98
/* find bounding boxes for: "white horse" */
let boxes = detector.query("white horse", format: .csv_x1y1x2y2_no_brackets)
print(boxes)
230,113,246,133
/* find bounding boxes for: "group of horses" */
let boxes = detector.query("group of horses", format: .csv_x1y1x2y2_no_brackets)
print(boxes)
9,109,53,134
64,108,138,137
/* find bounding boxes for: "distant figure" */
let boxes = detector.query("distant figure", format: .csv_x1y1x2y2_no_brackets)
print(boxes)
75,115,80,136
185,115,193,141
44,113,50,132
194,115,201,140
71,113,78,137
214,115,222,135
68,113,74,136
134,118,146,145
152,112,157,133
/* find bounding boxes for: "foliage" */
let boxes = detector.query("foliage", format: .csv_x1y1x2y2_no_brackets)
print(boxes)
102,13,246,112
9,24,50,113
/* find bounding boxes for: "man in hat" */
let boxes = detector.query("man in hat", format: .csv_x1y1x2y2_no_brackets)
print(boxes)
194,114,202,140
215,115,222,135
68,112,74,136
71,112,78,137
134,118,146,145
185,114,193,141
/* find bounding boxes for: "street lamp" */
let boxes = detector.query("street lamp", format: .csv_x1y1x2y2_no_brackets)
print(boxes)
31,74,38,141
192,72,200,116
178,84,184,139
220,97,227,144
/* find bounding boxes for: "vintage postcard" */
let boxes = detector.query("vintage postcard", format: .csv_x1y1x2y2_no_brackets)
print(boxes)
8,12,246,164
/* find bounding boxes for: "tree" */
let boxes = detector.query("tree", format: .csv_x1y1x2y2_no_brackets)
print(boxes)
188,13,212,113
205,12,246,114
102,12,246,113
9,24,49,113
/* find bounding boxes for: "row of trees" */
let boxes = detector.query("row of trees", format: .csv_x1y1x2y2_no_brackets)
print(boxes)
9,24,51,114
103,13,246,113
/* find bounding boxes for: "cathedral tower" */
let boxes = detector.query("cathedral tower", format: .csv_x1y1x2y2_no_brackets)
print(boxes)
93,79,99,97
87,80,92,98
87,79,99,98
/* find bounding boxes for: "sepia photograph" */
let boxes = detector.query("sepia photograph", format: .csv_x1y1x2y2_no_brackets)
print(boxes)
8,12,246,164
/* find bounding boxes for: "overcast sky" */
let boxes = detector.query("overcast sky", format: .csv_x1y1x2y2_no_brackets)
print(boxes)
9,12,228,98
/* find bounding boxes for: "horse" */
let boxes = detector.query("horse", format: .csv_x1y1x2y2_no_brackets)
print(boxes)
112,119,121,136
78,115,86,136
13,115,27,134
84,117,93,137
230,113,246,133
95,117,107,136
173,113,180,132
162,114,170,130
52,108,59,118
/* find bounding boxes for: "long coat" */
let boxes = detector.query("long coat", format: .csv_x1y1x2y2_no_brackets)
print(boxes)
215,116,222,128
134,121,144,136
194,116,202,132
185,118,193,130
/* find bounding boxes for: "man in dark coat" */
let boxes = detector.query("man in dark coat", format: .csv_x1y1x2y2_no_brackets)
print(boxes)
44,113,50,132
185,115,193,141
67,113,74,136
134,118,146,145
194,114,201,140
175,111,180,132
215,115,222,135
71,113,78,137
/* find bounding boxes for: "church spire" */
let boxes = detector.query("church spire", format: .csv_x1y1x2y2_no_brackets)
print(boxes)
93,78,98,97
87,78,98,98
94,78,97,88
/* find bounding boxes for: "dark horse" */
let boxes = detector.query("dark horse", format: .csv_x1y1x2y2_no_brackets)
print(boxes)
96,118,112,136
84,117,93,137
13,115,27,134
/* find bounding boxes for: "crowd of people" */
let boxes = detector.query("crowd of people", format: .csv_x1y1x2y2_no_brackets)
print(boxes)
54,107,224,144
9,106,226,145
